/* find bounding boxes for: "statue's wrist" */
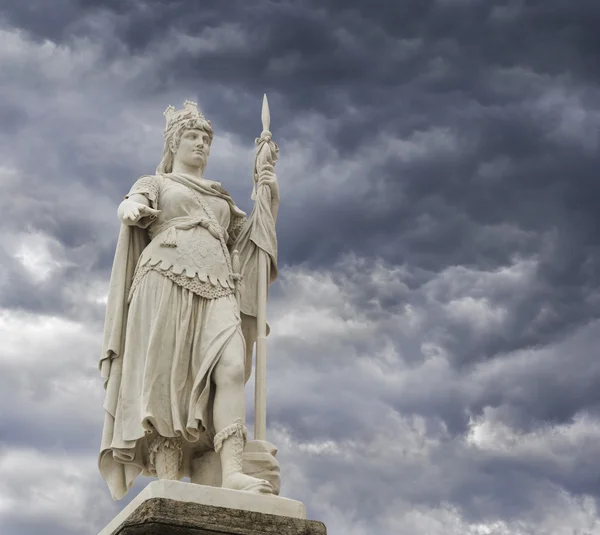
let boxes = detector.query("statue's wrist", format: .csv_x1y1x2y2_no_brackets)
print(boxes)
117,200,137,225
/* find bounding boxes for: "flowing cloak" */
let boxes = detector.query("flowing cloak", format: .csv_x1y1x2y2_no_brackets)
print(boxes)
99,173,277,499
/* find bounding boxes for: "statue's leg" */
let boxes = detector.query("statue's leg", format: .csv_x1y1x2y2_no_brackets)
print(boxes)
212,334,272,494
149,435,183,480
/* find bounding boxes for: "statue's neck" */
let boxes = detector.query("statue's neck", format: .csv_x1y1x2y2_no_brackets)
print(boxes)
171,162,204,178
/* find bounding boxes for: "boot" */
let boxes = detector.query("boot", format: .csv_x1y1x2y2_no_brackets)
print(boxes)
149,435,183,480
214,418,272,494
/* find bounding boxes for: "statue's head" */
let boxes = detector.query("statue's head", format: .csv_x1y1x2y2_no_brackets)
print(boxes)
156,101,214,174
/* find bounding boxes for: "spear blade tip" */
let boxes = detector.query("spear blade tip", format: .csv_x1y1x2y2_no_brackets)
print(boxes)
261,94,271,131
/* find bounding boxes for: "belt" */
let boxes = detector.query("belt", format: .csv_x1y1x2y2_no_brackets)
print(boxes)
152,216,229,248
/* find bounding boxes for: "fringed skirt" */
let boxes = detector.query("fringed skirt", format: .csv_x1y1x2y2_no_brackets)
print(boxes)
99,269,243,499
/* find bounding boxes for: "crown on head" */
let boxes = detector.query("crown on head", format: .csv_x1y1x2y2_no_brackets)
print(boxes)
163,100,208,131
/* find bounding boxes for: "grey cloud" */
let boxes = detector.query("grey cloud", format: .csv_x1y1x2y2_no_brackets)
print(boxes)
1,1,600,534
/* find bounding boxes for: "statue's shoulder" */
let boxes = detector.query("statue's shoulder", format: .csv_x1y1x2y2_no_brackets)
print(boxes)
134,173,162,183
130,174,168,189
128,174,163,202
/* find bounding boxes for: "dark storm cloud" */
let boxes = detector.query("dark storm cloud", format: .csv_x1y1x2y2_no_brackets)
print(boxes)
8,0,595,142
0,0,597,423
255,259,600,525
52,0,600,367
5,0,599,278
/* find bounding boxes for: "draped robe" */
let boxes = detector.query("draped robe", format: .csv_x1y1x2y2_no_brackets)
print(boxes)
98,173,277,499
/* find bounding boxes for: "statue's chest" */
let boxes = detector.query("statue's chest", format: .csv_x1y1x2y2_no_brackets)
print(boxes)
158,182,229,225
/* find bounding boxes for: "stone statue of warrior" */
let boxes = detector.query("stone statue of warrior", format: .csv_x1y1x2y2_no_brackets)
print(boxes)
98,101,279,500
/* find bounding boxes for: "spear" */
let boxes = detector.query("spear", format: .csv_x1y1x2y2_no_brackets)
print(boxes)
254,94,276,441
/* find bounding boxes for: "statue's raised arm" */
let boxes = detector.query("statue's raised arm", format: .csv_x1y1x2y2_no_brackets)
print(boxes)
231,95,280,442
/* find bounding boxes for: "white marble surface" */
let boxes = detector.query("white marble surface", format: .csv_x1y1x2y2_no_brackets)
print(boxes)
99,100,281,500
98,480,306,535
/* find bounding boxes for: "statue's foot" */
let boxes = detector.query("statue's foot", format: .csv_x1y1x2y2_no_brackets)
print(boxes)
222,472,273,494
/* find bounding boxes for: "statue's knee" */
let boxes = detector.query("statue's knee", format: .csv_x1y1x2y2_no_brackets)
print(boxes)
214,346,245,387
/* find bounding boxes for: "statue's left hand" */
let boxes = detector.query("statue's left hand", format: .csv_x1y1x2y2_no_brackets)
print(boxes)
257,163,279,203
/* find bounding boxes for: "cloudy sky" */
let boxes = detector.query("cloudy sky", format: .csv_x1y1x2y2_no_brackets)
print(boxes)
1,1,600,534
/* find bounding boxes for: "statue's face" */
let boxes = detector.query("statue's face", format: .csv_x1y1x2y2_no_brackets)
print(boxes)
173,128,211,170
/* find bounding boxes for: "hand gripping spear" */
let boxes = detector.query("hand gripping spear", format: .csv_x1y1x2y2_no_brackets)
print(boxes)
253,94,278,441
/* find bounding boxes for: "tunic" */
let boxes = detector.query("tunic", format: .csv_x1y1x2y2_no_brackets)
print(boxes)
98,173,250,499
126,174,246,300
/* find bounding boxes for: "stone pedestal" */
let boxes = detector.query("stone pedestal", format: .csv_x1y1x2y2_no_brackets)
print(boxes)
99,481,326,535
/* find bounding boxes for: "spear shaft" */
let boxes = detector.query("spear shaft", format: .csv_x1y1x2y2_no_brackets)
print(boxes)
254,94,273,441
254,250,268,441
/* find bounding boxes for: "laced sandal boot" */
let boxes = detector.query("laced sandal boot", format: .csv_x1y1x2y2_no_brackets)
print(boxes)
214,418,273,494
149,435,183,480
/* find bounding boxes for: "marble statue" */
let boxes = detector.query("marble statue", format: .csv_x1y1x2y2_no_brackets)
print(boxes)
98,100,280,500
